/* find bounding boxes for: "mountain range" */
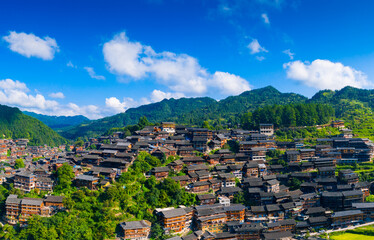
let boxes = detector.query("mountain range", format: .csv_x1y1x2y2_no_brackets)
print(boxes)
2,85,374,144
23,111,89,129
59,86,374,140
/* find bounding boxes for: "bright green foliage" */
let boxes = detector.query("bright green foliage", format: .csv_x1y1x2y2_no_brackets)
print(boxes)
0,224,17,240
366,195,374,202
14,159,25,169
266,149,284,160
54,163,75,193
275,126,341,142
132,151,161,173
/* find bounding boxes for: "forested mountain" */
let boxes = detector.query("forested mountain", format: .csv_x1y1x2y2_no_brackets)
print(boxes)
0,105,66,146
60,97,217,139
23,111,89,129
60,86,308,139
309,86,374,116
59,85,374,140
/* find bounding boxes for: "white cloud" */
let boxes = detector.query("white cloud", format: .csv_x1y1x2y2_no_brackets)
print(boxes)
103,32,251,96
0,78,104,119
247,39,268,55
256,56,266,61
103,33,146,78
282,49,294,60
105,97,127,114
84,67,106,80
0,79,58,110
105,96,150,114
0,79,28,91
261,13,270,24
66,61,77,68
150,90,185,102
212,72,251,95
49,92,65,99
283,59,372,90
61,103,102,119
105,90,186,115
3,31,59,60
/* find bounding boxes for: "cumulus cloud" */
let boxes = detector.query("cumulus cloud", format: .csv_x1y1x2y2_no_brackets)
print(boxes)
3,31,59,60
84,67,106,80
103,32,251,96
212,72,251,95
247,39,268,55
105,96,150,114
0,79,28,91
282,49,294,60
261,13,270,24
105,90,186,115
150,90,185,102
0,78,105,119
0,79,188,119
283,59,373,90
49,92,65,99
0,79,58,110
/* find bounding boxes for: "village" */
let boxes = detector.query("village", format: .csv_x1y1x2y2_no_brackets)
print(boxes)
1,120,374,240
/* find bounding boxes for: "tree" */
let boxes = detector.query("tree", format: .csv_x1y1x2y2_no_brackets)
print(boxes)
55,163,75,192
202,121,212,130
17,216,58,240
233,192,245,204
0,224,16,240
366,195,374,202
150,223,164,240
288,178,302,190
240,112,253,130
14,159,25,169
138,116,151,128
74,138,84,147
88,144,97,150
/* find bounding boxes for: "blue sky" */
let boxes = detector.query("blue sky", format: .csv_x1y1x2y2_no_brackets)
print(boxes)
1,0,374,119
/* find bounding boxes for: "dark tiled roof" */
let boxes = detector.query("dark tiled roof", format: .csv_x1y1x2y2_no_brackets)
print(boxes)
120,220,151,230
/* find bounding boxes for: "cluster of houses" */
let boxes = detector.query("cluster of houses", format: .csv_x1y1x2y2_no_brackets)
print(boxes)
5,195,64,224
2,121,374,239
0,138,66,161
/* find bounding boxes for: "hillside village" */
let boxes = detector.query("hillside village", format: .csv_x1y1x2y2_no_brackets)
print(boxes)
1,120,374,240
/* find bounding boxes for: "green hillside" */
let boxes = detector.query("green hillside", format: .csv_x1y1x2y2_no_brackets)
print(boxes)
59,85,374,140
60,97,217,139
0,105,67,146
60,86,308,139
23,111,89,129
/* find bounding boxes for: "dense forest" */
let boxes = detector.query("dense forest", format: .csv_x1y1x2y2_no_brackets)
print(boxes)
0,105,66,146
240,103,335,129
23,111,89,130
